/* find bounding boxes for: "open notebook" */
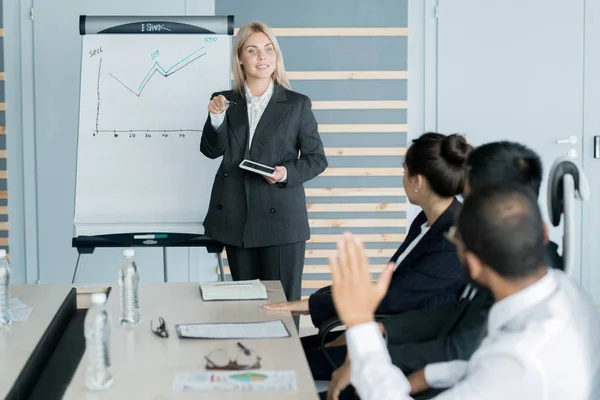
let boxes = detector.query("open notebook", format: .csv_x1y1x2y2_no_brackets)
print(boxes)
199,279,268,301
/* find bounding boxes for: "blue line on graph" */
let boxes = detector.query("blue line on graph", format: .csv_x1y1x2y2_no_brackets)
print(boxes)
137,47,205,90
109,47,206,97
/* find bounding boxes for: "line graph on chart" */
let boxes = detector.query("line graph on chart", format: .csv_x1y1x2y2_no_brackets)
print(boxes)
92,46,209,137
108,47,206,97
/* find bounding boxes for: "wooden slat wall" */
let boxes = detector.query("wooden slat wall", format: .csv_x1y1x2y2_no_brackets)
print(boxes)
217,1,408,298
0,4,8,256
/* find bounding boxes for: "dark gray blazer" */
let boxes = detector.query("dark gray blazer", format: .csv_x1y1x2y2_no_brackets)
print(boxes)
200,84,328,248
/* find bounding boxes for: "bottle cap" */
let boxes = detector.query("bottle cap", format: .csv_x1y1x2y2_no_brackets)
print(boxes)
123,249,135,258
91,292,107,305
0,249,6,258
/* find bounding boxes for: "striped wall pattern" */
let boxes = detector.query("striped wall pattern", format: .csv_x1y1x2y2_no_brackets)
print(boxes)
0,2,8,254
216,0,408,298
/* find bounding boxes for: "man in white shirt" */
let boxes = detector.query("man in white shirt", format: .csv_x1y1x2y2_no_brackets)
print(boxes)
328,183,600,399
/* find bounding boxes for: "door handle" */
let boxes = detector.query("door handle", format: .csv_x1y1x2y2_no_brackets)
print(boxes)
555,135,578,144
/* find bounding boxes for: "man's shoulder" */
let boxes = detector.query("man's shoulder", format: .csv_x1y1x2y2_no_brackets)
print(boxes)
509,270,600,351
553,269,598,318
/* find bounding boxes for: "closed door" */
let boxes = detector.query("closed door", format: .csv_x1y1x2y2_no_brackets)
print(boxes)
581,0,600,304
436,0,585,282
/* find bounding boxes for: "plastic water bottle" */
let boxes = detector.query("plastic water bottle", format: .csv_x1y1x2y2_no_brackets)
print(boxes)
118,249,140,326
84,292,113,390
0,249,11,328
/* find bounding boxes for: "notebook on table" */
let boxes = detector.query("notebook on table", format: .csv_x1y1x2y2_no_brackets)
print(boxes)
199,279,268,301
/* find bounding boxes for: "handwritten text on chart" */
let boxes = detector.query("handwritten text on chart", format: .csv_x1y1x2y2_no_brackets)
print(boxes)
89,47,103,58
117,132,187,139
92,129,196,138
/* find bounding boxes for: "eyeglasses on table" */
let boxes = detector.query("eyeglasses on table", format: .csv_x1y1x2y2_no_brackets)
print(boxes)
205,342,261,371
150,316,169,338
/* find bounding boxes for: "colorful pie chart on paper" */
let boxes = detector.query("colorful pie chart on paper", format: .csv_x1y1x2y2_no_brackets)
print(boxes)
229,373,268,383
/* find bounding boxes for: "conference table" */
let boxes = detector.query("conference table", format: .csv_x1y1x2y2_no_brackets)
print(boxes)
1,281,319,399
0,284,76,399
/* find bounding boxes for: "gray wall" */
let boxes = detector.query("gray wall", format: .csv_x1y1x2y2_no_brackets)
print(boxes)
0,2,8,264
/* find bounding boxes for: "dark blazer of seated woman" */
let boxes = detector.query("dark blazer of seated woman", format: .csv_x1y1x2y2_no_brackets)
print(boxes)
308,197,465,328
263,132,473,329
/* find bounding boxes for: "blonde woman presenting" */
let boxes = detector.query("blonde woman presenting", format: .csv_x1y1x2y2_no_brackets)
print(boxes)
200,21,328,304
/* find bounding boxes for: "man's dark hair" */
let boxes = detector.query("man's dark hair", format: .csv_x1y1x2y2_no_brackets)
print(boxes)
467,141,542,197
457,182,547,279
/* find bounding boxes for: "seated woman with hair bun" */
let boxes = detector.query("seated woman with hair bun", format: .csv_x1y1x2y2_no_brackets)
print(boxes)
264,132,473,331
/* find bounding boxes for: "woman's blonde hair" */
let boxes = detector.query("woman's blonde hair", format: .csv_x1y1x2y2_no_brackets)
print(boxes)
232,21,290,93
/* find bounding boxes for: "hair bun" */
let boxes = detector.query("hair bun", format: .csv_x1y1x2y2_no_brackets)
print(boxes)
441,134,470,166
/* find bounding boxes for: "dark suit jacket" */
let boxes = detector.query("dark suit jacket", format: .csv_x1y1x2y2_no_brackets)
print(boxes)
308,198,466,328
200,84,328,248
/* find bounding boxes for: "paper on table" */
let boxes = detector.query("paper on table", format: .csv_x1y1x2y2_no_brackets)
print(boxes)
172,370,297,392
199,279,268,301
10,297,33,322
176,320,291,339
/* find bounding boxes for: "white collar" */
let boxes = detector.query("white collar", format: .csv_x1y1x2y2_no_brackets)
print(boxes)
244,80,274,105
487,268,557,334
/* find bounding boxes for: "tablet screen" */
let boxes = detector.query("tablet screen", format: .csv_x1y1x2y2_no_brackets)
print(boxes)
241,161,275,174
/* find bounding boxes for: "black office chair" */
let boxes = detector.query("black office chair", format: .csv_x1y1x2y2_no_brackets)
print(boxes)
317,313,394,370
547,156,589,275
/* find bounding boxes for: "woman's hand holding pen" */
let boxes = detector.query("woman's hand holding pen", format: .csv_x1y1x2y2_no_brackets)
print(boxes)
208,94,229,114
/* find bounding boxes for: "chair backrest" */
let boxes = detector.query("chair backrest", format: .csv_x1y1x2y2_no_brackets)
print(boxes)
547,157,590,275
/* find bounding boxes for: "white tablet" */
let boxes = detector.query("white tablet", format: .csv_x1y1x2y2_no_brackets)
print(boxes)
239,159,276,178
